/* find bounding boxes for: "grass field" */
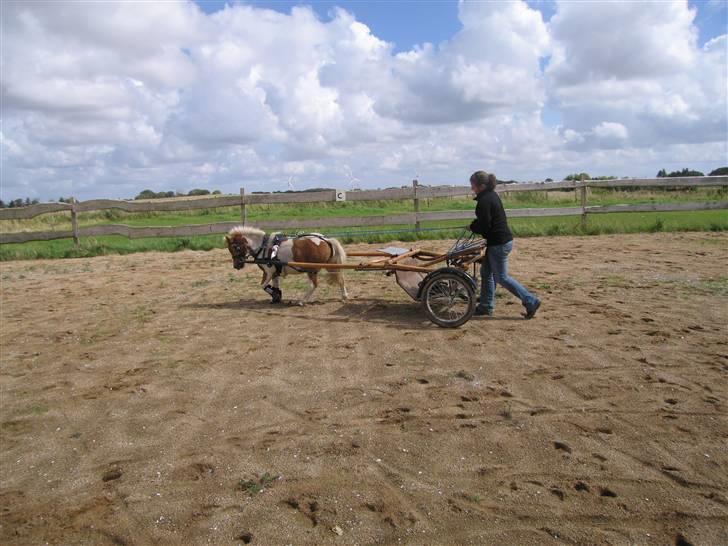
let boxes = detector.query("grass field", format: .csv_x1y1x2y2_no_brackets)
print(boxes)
1,187,726,260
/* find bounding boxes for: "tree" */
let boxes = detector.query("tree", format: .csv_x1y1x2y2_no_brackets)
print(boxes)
657,169,667,177
135,189,158,200
708,167,728,176
666,168,704,177
564,172,590,181
544,178,553,182
187,189,211,196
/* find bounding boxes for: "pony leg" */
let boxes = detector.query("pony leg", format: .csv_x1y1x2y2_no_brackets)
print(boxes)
271,276,282,303
338,274,348,301
298,272,319,306
261,268,281,303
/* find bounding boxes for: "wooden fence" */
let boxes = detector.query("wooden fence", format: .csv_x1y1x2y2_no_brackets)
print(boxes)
1,176,726,245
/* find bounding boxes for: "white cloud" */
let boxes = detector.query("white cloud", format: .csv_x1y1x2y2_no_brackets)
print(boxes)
0,0,725,201
547,0,726,152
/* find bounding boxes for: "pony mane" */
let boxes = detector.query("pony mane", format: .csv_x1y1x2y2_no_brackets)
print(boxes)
227,226,264,238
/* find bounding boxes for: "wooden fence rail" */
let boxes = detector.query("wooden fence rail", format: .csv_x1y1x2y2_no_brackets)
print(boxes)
1,176,726,245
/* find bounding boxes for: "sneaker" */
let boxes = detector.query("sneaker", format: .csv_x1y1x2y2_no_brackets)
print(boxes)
474,306,493,317
523,299,541,319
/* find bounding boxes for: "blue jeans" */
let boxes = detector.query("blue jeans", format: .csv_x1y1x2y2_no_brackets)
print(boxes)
479,240,538,312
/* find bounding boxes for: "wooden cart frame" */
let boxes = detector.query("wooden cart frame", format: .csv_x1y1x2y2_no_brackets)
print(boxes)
246,232,487,327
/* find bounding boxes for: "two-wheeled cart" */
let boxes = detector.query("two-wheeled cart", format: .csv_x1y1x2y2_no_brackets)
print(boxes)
250,231,486,328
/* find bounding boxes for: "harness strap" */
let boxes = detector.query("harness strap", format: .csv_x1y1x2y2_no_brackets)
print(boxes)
254,234,270,260
254,233,286,276
253,232,333,274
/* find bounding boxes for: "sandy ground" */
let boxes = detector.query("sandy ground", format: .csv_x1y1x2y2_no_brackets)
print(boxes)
0,232,727,546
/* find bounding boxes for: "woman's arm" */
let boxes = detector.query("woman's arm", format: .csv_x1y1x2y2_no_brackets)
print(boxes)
469,198,492,235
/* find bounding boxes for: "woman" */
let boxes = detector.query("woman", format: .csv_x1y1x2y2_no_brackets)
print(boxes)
468,170,541,319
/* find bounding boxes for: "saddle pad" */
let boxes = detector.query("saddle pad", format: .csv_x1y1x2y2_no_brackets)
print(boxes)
377,246,409,256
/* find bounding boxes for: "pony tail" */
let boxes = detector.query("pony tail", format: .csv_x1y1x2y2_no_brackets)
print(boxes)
470,170,498,191
487,173,497,190
326,238,347,284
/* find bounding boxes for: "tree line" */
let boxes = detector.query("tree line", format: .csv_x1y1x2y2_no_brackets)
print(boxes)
134,188,222,200
2,167,726,207
657,167,728,177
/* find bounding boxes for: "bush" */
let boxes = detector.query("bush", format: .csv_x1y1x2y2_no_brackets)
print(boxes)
648,219,665,233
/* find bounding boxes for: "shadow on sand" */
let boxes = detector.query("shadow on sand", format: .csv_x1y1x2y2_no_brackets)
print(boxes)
182,297,525,328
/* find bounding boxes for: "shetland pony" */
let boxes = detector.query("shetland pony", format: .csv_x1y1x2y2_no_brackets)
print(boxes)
225,226,348,305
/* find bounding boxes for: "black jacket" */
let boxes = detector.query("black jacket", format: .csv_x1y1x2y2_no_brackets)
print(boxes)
469,189,513,246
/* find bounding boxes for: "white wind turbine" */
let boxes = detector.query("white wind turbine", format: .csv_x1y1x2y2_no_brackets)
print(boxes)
344,166,359,190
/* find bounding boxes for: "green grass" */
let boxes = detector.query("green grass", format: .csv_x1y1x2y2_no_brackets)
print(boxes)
1,209,726,261
3,187,725,233
1,186,726,262
238,473,279,496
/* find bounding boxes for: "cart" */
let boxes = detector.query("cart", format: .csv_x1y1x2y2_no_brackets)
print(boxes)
247,231,486,328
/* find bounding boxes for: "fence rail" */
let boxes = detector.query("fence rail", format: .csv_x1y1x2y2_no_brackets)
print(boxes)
1,176,726,245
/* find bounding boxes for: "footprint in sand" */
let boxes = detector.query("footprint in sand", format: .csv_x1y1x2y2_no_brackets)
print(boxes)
102,468,122,482
236,531,253,543
674,533,694,546
550,488,565,501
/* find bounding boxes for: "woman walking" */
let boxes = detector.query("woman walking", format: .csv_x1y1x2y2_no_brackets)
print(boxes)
468,170,541,319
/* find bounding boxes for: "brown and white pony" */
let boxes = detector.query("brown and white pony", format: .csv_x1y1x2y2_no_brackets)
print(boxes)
225,226,348,305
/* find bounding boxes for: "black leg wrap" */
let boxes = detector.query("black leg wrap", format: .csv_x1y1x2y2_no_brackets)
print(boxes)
264,285,282,304
271,287,282,304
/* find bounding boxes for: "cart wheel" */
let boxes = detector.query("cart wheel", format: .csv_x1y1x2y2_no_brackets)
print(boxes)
421,272,476,328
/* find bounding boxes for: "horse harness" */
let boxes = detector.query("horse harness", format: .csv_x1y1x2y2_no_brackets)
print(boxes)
253,233,334,276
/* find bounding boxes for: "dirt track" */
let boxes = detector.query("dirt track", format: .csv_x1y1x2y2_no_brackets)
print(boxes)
1,233,727,545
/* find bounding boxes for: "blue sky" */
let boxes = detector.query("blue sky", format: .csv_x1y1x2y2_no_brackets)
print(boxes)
2,0,726,199
196,0,727,49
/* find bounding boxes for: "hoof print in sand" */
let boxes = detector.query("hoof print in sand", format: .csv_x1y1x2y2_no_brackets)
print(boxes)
284,496,328,527
102,468,122,482
236,531,253,544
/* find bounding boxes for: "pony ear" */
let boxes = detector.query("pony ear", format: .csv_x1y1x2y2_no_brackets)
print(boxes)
224,235,231,244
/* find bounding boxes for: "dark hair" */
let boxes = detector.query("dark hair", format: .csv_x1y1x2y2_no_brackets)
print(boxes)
470,170,497,191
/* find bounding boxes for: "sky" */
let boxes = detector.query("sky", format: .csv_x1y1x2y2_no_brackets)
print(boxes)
1,0,726,201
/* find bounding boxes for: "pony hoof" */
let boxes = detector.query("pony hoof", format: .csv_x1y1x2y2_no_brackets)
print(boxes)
296,301,305,307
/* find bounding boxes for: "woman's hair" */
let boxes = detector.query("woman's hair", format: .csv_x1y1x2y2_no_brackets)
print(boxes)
470,170,497,191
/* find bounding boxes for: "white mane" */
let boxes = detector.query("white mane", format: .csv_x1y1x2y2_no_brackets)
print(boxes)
227,226,265,238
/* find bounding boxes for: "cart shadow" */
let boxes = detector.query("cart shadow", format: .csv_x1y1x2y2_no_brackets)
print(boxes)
182,298,436,329
182,298,526,327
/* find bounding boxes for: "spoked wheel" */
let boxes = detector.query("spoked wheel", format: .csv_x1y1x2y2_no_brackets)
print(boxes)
421,271,476,328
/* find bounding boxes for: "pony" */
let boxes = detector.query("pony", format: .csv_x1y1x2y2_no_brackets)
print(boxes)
224,226,348,305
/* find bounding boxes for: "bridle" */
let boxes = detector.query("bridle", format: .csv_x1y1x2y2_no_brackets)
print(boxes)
229,238,249,269
229,235,270,269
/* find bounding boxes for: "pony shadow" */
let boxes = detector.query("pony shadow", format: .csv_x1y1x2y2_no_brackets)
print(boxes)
182,297,436,329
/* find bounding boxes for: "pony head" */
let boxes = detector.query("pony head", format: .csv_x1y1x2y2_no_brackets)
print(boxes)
225,226,264,270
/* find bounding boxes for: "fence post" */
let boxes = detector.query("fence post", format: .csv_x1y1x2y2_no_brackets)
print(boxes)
71,197,80,248
579,175,588,230
412,179,421,235
240,187,247,225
